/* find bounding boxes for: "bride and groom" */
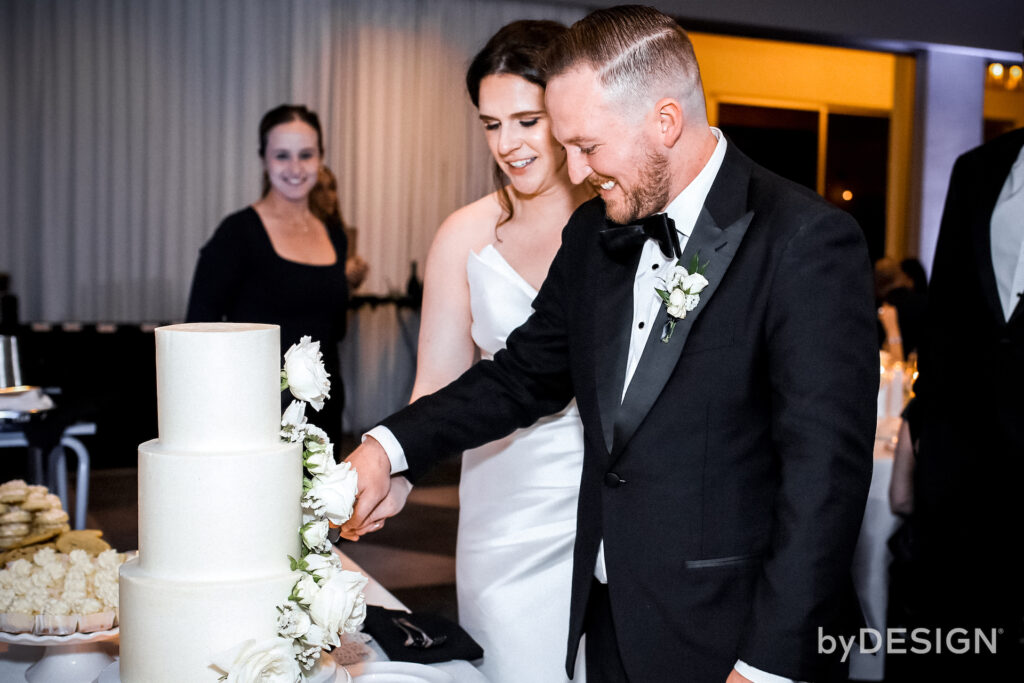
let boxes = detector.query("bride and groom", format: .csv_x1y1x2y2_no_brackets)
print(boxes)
345,6,877,682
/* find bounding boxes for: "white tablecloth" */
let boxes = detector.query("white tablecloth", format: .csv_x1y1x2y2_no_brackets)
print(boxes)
848,418,902,681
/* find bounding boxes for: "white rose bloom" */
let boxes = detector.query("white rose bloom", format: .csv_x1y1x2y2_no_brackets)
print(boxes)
212,637,302,683
277,602,312,639
684,294,700,311
309,568,368,638
292,573,320,607
669,289,686,308
303,448,334,476
309,462,358,526
284,336,331,411
667,302,687,318
682,273,709,294
303,425,329,451
301,515,330,552
302,552,342,578
281,400,308,442
301,622,330,648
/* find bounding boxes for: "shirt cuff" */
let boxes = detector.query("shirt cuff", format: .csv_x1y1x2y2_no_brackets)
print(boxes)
734,660,801,683
362,425,408,475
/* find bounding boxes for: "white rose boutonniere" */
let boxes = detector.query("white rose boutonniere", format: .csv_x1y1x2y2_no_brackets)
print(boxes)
655,253,709,343
309,569,369,642
211,637,301,683
283,336,331,411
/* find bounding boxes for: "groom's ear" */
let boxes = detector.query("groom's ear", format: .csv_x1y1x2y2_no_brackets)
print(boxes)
654,97,684,148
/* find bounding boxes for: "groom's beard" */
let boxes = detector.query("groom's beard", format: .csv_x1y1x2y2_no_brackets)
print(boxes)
603,146,671,224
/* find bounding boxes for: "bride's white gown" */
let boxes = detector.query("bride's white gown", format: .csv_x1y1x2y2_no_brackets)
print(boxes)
459,245,586,683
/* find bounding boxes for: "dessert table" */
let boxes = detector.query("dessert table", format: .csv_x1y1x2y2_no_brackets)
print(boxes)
0,550,488,682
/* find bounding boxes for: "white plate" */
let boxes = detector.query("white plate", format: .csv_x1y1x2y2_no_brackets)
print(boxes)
348,661,454,683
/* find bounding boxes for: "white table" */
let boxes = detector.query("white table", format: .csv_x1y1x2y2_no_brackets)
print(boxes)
336,550,489,682
848,418,902,681
0,550,487,682
0,421,95,530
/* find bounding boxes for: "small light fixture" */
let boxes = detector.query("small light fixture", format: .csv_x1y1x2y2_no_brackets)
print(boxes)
841,190,853,201
989,63,1005,79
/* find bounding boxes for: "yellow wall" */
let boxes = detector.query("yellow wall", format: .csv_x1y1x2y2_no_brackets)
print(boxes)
985,87,1024,129
690,33,915,258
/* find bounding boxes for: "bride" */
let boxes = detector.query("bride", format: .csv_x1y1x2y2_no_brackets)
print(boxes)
394,20,592,683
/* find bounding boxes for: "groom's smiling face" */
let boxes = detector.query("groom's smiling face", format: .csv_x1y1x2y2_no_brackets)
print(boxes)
546,66,671,224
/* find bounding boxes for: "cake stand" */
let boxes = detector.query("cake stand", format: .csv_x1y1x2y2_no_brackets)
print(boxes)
0,627,118,682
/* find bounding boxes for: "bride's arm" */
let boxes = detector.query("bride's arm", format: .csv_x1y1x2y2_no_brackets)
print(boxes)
410,203,491,402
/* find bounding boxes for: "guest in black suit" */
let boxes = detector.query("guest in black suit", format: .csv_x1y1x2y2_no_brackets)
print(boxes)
897,127,1024,680
186,104,348,445
343,7,876,682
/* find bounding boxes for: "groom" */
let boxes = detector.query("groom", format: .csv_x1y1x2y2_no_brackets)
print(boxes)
344,6,876,682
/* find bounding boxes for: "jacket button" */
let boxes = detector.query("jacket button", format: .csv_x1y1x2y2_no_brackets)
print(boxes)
604,472,625,488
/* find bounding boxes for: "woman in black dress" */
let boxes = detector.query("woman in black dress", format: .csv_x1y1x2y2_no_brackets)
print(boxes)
186,104,348,445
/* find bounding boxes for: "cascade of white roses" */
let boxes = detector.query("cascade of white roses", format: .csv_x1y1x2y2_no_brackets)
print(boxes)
213,337,367,683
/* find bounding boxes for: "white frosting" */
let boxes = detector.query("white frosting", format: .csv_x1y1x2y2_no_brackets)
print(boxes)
136,439,301,578
119,558,297,682
119,322,304,682
156,323,281,450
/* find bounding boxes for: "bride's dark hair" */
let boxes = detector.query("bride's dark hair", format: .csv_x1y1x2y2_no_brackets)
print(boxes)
466,20,567,227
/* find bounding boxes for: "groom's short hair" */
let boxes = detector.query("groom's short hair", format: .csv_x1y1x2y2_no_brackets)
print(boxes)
545,5,705,118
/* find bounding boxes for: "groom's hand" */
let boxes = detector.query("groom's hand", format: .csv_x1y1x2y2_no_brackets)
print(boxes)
725,669,753,683
340,436,393,541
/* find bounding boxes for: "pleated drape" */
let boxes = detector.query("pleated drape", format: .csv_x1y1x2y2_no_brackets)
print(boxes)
0,0,583,321
0,0,584,430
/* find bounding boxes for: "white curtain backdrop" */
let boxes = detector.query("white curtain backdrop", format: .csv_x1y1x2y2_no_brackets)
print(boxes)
0,0,584,429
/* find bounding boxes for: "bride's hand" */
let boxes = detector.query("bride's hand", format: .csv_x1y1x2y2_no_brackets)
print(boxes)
340,476,413,540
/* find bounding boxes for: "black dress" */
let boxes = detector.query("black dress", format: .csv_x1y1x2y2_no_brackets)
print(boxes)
185,207,349,445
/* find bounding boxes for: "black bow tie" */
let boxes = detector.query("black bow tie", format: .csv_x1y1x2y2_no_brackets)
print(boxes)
599,213,681,261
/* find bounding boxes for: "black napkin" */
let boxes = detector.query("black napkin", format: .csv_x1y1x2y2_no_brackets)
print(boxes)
362,605,483,664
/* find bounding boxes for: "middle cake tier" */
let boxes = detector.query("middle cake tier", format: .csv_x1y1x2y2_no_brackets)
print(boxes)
136,439,302,579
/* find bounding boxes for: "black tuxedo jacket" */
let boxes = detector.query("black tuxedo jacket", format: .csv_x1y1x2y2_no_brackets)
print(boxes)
384,142,877,681
912,129,1024,583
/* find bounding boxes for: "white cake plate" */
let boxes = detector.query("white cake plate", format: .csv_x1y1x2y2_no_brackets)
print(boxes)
0,628,119,682
96,652,345,682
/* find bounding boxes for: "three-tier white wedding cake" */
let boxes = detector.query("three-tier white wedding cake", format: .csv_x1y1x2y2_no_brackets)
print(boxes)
118,323,303,682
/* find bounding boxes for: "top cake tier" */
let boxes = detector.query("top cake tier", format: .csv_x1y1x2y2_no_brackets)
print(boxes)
155,323,282,450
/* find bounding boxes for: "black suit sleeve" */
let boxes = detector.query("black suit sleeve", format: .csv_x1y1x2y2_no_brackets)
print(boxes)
185,217,246,323
381,220,580,483
739,207,877,676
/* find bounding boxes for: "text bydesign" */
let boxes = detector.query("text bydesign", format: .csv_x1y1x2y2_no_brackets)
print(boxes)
818,627,999,662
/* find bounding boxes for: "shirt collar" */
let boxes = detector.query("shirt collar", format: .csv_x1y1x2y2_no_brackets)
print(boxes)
663,127,727,238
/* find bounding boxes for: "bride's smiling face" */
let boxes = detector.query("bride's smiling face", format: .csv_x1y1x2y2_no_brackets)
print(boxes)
477,73,567,198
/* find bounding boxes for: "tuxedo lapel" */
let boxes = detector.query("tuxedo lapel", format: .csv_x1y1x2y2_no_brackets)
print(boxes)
971,137,1023,326
592,245,641,455
611,205,752,457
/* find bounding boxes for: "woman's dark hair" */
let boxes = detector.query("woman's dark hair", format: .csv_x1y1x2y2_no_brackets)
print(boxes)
466,20,567,226
258,104,324,197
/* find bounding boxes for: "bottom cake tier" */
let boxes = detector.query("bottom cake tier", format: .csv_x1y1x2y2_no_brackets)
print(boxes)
118,557,298,682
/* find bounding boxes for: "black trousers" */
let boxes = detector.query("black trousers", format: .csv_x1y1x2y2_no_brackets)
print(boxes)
584,580,630,682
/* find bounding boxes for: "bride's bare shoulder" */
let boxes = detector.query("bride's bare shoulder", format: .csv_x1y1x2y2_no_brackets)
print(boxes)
432,192,503,255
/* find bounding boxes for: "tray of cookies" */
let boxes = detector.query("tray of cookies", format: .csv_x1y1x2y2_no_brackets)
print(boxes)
0,479,127,636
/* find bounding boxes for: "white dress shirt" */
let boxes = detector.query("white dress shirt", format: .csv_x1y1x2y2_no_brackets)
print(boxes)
367,128,795,683
990,144,1024,322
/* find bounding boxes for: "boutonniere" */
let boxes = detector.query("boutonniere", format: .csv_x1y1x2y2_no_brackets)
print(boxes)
655,253,709,343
